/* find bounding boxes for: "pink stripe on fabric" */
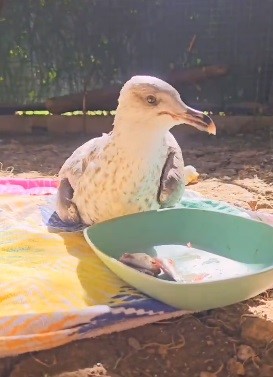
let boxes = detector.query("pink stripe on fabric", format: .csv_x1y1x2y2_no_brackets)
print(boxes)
0,178,59,195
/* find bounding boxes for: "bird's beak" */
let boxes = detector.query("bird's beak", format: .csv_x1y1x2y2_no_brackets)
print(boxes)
177,105,216,135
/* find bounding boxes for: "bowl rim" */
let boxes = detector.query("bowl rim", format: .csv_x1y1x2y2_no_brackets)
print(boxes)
85,206,272,230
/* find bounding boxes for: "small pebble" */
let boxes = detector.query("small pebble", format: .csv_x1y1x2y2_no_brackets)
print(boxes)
200,372,217,377
128,336,141,350
227,357,245,376
237,344,256,361
206,340,214,346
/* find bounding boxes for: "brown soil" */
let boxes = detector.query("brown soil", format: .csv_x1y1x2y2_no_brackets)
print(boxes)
0,128,273,377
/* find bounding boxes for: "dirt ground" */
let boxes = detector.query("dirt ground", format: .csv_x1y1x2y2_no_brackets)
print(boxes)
0,128,273,377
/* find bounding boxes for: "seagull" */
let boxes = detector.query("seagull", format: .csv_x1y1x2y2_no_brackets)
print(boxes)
56,75,216,225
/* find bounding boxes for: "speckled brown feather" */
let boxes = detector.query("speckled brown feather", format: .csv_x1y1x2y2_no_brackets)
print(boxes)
158,132,185,208
56,134,110,223
56,178,81,224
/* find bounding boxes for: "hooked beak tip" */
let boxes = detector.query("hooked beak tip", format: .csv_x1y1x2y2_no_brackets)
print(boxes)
182,107,217,135
207,119,217,135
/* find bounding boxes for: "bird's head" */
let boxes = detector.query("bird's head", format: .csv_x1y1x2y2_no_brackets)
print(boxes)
116,75,216,135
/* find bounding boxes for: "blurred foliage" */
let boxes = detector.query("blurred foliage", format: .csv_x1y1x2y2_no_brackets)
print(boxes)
0,0,273,105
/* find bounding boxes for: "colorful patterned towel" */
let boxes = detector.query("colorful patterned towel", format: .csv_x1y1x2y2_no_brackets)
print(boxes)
0,178,272,358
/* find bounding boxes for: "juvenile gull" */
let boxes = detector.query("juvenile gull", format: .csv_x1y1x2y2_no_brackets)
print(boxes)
56,75,216,225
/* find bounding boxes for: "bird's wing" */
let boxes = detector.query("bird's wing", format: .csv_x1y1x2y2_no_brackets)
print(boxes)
56,132,111,224
59,132,110,190
158,132,185,208
55,177,82,224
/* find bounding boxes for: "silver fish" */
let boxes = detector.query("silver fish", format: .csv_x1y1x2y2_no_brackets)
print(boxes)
119,253,184,281
155,257,184,282
119,253,161,276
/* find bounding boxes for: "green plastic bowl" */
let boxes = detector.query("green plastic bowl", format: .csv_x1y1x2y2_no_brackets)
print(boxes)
84,208,273,310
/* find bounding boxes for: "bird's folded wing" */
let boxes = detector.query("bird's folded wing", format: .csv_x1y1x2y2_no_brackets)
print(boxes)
58,133,110,190
158,132,185,208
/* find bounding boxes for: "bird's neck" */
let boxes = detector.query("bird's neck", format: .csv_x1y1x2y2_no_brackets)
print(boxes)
113,110,167,158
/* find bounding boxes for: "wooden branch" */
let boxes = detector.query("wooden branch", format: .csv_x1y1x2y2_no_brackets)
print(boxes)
225,102,273,115
167,65,230,86
46,85,121,115
45,65,230,114
0,102,46,115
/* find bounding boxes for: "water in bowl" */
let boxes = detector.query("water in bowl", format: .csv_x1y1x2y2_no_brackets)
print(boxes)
152,244,265,283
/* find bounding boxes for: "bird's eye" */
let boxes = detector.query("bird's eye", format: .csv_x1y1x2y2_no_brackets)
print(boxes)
146,95,157,105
